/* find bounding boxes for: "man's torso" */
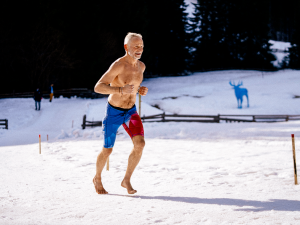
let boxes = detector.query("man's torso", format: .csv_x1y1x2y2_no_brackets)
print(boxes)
108,57,144,109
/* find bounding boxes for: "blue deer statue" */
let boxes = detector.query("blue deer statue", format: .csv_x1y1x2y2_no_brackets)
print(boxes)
229,81,249,108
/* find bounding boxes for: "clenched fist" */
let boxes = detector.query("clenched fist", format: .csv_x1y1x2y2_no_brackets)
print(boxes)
138,86,148,96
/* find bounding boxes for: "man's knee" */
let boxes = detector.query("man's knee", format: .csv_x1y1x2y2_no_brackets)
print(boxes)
134,137,145,150
102,147,113,156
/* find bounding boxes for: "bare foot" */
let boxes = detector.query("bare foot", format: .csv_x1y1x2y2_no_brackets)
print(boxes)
121,179,137,194
93,177,108,194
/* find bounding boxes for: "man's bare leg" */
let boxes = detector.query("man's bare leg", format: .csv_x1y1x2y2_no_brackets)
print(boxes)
121,135,145,194
93,147,112,194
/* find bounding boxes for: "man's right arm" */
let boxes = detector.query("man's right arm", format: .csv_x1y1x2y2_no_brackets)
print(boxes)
94,62,123,95
94,61,134,95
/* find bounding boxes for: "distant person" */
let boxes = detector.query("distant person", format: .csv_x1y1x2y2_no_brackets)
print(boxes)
49,84,54,102
34,88,43,110
94,32,148,195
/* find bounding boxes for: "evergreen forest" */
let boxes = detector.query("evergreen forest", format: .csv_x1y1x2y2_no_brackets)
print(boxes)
0,0,299,94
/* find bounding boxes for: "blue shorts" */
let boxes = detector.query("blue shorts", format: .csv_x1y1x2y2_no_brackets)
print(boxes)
102,102,144,148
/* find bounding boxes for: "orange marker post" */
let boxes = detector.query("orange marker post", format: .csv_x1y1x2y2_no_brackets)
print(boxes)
39,134,41,154
291,134,298,185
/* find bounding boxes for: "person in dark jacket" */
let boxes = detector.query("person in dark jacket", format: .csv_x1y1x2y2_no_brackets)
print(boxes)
34,88,43,110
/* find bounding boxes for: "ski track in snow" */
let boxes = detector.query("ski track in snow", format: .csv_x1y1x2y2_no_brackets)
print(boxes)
1,70,300,224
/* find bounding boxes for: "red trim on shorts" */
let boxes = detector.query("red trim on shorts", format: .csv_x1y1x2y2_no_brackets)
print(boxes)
122,113,144,138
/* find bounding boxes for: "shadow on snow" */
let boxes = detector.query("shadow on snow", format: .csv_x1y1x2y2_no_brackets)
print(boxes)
110,194,300,212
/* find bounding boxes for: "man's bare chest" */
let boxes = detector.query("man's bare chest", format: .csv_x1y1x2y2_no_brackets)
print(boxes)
114,68,143,86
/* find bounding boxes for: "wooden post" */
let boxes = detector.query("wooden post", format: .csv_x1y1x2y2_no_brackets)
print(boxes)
215,114,220,123
106,156,109,171
39,135,41,154
162,112,165,122
82,115,86,129
139,94,141,115
291,134,298,185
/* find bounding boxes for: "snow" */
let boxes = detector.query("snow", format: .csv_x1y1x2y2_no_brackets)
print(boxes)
269,40,291,52
269,40,292,68
184,0,198,17
1,70,300,224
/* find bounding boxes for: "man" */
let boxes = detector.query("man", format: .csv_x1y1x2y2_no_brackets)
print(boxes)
34,87,42,110
94,32,148,194
49,84,54,102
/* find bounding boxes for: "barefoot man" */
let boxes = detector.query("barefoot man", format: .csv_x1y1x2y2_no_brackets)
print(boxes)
93,32,148,194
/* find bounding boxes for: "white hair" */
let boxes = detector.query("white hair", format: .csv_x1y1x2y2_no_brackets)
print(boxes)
124,32,143,45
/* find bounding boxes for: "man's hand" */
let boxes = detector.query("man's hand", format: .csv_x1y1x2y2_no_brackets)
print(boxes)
138,86,148,96
123,84,134,94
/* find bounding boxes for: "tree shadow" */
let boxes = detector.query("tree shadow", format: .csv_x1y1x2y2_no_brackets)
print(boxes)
110,194,300,212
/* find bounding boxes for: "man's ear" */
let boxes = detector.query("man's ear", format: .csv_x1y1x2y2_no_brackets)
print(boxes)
124,44,128,52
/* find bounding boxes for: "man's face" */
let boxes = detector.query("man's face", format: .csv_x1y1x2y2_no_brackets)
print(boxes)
126,37,144,60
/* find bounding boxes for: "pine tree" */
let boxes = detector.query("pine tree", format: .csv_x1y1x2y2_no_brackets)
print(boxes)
233,0,275,70
190,0,276,71
143,0,191,76
288,0,300,69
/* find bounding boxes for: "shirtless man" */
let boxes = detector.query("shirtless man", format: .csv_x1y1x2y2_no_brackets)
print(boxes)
93,32,148,194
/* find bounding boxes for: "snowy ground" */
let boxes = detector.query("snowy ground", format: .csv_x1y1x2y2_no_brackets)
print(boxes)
1,70,300,224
